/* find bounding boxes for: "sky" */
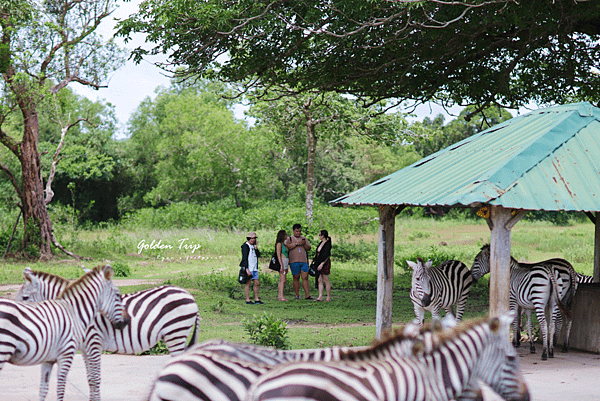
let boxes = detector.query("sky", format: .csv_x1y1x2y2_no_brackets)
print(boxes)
71,1,467,140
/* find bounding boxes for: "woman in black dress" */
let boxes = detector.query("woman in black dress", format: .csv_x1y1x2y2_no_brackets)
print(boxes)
313,230,332,302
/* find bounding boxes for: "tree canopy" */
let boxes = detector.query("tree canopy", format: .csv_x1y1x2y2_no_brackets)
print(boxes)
118,0,600,114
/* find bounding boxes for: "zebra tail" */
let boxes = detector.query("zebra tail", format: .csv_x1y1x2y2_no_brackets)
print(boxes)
186,313,200,350
564,264,578,308
549,266,572,320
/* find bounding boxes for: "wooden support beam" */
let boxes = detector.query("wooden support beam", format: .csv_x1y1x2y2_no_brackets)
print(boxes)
488,206,525,318
376,205,396,339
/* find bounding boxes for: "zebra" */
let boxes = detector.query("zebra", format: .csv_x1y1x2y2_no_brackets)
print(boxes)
518,255,577,352
0,265,129,401
146,316,497,401
576,271,594,284
15,267,201,400
471,244,577,351
146,340,368,401
471,245,568,360
245,313,530,401
407,258,472,325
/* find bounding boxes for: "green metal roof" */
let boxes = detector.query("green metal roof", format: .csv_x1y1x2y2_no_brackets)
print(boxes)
332,102,600,212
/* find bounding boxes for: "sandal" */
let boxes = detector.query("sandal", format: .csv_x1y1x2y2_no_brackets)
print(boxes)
305,296,315,300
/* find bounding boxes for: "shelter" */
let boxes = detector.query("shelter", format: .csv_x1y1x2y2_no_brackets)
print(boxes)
332,102,600,338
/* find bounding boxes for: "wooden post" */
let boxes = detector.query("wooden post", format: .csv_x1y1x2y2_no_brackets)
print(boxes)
376,205,396,339
595,212,600,283
488,206,525,318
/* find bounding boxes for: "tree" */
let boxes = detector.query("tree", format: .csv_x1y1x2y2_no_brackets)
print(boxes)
0,0,125,259
118,0,600,115
248,89,406,222
124,80,268,208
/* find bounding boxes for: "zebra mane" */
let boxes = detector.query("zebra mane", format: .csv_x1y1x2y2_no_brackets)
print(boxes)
56,265,106,299
344,317,492,360
481,243,519,265
26,269,70,286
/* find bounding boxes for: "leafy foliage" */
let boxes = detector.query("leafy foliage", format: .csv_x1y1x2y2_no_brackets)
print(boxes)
118,0,600,111
243,313,290,349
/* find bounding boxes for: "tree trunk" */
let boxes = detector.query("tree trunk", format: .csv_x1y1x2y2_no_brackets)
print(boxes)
20,108,54,260
305,120,317,224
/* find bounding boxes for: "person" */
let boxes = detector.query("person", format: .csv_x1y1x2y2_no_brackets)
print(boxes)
240,231,264,305
284,223,313,300
312,230,332,302
275,230,290,301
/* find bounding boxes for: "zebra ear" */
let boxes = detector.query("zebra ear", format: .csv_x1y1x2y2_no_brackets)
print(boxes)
425,259,433,268
440,314,458,330
402,322,421,337
81,267,91,274
411,338,425,356
497,311,515,332
23,267,34,282
406,260,418,270
102,265,115,281
489,312,514,334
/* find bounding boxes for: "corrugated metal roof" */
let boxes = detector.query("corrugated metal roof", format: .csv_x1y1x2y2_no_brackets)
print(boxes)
332,102,600,212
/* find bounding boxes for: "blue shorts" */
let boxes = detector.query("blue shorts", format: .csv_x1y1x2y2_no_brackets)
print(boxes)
250,270,259,280
290,262,309,276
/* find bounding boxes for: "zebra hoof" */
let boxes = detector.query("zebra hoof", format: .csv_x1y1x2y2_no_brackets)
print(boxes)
529,345,536,354
541,351,548,361
562,345,569,353
549,349,554,358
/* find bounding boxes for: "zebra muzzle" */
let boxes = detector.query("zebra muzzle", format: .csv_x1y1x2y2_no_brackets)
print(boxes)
422,293,432,307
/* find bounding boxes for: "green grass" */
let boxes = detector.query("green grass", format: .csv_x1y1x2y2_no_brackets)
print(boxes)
1,215,595,350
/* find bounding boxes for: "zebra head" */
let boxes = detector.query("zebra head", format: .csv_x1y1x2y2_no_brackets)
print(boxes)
16,267,68,302
90,265,130,330
470,244,491,281
474,312,530,401
407,258,433,307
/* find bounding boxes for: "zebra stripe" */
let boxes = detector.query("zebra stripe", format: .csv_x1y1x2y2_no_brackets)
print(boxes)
0,265,128,401
146,317,510,401
246,314,529,401
15,267,200,400
407,258,472,325
576,272,593,284
470,244,568,360
519,257,577,352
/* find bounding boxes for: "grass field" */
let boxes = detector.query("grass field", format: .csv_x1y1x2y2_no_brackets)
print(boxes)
0,216,595,349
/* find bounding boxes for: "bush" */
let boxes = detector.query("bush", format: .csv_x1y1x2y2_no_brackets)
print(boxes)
110,260,131,277
243,313,290,349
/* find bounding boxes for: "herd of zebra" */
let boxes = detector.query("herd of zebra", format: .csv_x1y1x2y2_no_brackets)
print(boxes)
0,244,585,400
408,244,593,362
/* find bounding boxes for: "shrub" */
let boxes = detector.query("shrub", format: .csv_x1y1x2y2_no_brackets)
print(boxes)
110,260,131,277
138,340,169,355
243,313,290,349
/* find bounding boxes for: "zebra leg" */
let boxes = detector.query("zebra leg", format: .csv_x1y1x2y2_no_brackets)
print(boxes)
82,330,103,401
562,313,572,353
511,307,522,349
413,304,425,327
547,306,555,358
524,309,536,354
40,362,54,401
534,308,549,360
55,351,75,401
553,306,563,347
512,305,520,348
